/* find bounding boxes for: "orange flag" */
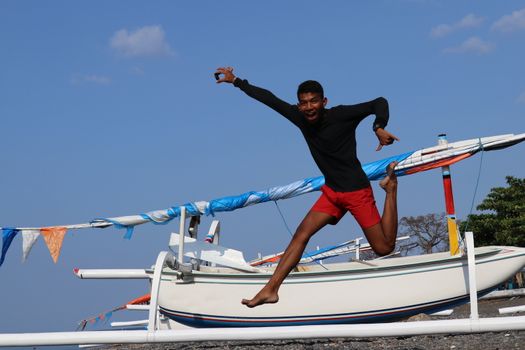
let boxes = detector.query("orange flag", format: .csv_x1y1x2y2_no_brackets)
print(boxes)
40,227,67,263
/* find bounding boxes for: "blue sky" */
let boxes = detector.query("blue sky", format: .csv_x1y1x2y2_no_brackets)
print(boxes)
0,0,524,338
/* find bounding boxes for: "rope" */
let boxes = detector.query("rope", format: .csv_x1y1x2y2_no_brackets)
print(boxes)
273,201,328,270
464,138,485,233
273,201,294,237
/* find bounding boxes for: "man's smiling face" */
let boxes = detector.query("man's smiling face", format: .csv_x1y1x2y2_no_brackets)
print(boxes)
297,92,327,124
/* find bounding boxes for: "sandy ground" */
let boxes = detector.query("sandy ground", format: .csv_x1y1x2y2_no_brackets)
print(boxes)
102,296,525,350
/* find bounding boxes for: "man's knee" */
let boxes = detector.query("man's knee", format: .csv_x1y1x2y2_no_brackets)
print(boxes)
362,224,396,256
372,241,395,257
292,228,313,244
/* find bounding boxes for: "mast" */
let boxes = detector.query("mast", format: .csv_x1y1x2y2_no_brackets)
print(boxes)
438,134,461,255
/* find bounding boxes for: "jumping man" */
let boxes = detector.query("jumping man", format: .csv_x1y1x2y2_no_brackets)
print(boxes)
215,67,400,308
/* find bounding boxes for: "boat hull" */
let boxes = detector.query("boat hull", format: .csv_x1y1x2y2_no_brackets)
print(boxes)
157,246,525,328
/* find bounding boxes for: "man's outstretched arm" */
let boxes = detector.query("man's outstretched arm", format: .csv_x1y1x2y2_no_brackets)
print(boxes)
215,67,297,121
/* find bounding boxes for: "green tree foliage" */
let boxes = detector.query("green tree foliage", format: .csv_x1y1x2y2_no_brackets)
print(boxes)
461,176,525,247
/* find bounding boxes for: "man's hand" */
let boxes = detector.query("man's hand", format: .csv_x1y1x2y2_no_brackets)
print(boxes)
215,67,236,84
375,128,400,151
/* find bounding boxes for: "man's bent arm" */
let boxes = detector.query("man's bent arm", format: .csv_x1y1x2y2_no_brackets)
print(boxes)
363,97,398,150
336,97,389,130
369,97,389,133
338,97,398,150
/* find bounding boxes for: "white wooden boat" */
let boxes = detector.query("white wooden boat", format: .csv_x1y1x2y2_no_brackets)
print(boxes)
155,237,525,328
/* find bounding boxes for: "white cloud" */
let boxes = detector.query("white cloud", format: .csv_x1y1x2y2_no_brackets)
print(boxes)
84,75,111,84
131,66,145,75
443,37,494,54
431,14,485,38
517,91,525,104
492,8,525,32
110,25,174,57
71,74,111,85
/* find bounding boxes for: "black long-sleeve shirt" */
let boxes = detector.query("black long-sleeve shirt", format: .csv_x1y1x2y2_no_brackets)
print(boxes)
233,78,389,192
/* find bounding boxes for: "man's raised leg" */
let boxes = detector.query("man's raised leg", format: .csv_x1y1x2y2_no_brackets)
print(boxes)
241,211,335,308
362,161,398,256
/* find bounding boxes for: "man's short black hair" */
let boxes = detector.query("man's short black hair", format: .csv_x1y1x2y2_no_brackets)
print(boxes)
297,80,324,99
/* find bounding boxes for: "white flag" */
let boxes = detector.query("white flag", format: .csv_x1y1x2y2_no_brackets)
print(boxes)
21,229,40,262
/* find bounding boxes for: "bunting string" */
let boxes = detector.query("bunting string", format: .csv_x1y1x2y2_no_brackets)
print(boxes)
1,133,523,267
76,293,151,331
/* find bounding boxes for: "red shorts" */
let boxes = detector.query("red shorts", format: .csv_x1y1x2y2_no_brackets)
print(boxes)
311,185,381,229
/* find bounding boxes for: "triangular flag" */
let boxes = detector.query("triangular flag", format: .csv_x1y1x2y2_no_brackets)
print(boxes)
40,227,67,263
1,228,19,267
123,226,134,240
76,320,87,331
21,229,41,262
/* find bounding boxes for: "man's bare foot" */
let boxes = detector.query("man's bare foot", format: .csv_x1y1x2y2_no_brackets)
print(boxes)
241,288,279,308
379,161,398,193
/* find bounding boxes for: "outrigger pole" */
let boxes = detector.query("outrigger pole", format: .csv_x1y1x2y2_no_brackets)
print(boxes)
438,134,461,256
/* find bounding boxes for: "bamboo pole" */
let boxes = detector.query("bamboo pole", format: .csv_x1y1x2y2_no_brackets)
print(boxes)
438,134,460,255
